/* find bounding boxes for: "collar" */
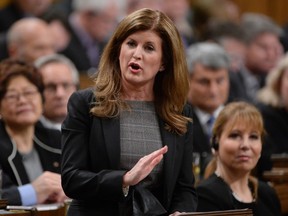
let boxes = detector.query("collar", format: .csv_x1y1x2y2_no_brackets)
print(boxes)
194,105,224,127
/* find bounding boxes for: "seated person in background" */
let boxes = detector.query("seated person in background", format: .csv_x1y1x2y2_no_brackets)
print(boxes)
60,0,122,73
257,53,288,154
0,17,55,63
0,59,67,205
196,101,281,216
186,42,230,179
34,54,79,130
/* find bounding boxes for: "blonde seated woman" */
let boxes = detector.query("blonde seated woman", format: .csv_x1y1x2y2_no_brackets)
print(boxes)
196,101,281,216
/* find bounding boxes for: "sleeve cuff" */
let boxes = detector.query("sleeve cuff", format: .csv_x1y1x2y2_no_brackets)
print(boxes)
18,184,37,206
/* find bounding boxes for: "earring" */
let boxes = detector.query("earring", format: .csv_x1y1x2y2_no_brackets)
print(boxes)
159,66,165,71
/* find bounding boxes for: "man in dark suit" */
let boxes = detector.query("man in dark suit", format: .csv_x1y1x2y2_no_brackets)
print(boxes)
60,0,121,74
186,42,230,180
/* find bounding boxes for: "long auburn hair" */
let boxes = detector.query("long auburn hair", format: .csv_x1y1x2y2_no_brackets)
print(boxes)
91,8,191,135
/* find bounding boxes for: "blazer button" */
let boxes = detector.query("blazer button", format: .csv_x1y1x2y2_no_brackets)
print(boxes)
53,162,60,168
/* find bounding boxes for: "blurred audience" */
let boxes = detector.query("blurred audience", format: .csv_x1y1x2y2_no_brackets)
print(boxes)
186,42,230,179
257,54,288,154
125,0,162,15
0,17,55,63
34,54,79,131
162,0,194,48
0,59,67,205
60,0,122,74
205,20,251,103
0,0,53,34
40,8,72,52
197,101,281,216
189,0,240,42
239,13,284,103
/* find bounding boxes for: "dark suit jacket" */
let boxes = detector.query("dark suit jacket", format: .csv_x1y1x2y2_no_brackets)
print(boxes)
258,103,288,153
61,89,197,215
59,27,106,74
191,108,213,178
196,174,281,216
0,121,62,205
0,3,24,33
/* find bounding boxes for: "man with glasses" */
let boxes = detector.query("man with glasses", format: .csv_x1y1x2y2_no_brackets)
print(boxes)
34,54,79,130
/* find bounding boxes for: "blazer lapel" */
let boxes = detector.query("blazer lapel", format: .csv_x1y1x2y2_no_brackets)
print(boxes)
102,117,121,169
158,120,177,207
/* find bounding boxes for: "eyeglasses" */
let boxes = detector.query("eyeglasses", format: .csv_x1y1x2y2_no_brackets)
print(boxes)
3,89,39,104
44,83,76,94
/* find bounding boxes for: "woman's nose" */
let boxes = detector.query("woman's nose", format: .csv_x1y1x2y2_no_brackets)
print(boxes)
132,46,142,59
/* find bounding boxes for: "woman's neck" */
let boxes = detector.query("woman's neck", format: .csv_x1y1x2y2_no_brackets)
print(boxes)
5,124,35,154
215,168,253,203
121,84,154,101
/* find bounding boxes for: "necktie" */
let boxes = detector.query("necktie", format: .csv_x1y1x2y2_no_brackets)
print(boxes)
206,115,215,139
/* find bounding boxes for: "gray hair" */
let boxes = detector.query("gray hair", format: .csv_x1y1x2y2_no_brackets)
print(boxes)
34,54,79,85
257,54,288,107
72,0,123,13
186,42,230,74
241,12,283,44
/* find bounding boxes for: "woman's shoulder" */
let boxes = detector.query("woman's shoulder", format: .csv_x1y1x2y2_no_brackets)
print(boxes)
71,87,95,102
196,174,233,211
257,180,279,196
68,87,95,110
197,174,228,192
257,180,282,215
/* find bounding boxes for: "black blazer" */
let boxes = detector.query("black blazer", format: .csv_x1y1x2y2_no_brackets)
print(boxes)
196,174,281,216
0,121,62,205
258,103,288,153
61,89,197,215
191,108,213,178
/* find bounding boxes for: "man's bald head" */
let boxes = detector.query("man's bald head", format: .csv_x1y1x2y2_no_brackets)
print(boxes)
7,17,55,63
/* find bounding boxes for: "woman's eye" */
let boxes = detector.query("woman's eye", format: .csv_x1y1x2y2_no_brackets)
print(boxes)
127,41,136,47
145,45,154,51
228,133,240,139
250,134,260,140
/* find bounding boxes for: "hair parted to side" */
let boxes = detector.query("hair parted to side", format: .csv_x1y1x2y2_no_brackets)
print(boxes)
90,8,191,135
204,101,265,178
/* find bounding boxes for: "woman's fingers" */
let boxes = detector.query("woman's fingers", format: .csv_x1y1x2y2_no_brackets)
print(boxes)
123,146,168,186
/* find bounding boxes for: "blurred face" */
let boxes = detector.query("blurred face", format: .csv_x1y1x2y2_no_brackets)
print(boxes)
40,62,76,123
0,76,42,128
217,120,262,174
281,69,288,110
188,63,229,113
48,20,71,51
84,3,119,42
16,25,55,63
245,32,283,74
162,0,189,21
119,30,163,98
16,0,52,16
221,38,247,73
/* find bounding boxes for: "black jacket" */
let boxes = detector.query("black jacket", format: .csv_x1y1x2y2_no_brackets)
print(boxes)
61,88,197,215
0,121,61,205
197,173,281,216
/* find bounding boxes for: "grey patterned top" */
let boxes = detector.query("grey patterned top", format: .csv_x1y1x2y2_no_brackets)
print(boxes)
120,100,163,189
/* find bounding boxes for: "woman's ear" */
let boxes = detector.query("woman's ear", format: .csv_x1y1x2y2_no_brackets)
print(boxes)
159,65,165,71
